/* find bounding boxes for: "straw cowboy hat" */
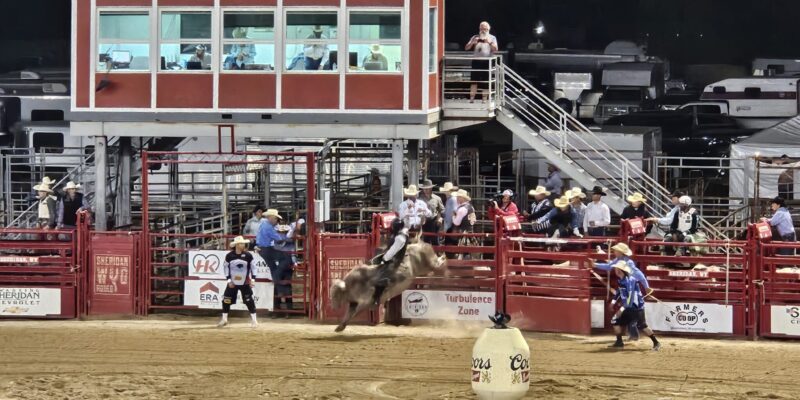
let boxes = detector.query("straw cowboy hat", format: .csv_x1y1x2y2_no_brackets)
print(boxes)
403,184,420,197
626,192,647,204
439,182,459,192
64,181,82,191
419,179,435,190
40,176,55,186
569,187,587,199
591,186,607,196
33,183,53,193
553,196,570,209
229,236,250,247
264,209,283,219
528,186,550,197
612,260,632,274
370,44,383,54
610,242,633,257
312,25,324,33
452,189,471,201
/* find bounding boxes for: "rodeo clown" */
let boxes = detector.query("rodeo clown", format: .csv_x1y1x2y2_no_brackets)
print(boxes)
371,184,432,304
217,236,259,328
608,261,661,351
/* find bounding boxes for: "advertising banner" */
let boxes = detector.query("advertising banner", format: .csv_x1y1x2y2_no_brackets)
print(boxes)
770,305,800,336
183,280,274,311
401,290,496,321
188,250,272,281
646,302,733,334
0,287,62,316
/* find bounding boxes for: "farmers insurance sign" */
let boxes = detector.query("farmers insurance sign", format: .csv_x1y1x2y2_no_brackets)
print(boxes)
646,302,733,334
401,290,496,321
0,287,61,316
188,250,272,281
770,305,800,336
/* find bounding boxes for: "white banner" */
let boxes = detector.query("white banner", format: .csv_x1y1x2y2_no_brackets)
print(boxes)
591,300,605,328
646,302,733,334
401,290,496,321
183,280,274,311
770,305,800,336
0,287,61,316
188,250,272,281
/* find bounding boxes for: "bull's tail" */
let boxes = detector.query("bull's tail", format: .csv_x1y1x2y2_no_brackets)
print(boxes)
330,279,348,308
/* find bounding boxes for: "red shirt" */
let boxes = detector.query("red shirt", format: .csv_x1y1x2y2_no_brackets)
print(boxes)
495,201,519,217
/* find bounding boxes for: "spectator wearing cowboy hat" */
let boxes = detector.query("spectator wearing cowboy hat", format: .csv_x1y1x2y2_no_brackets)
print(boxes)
33,180,57,230
584,186,611,236
56,181,89,230
568,188,587,235
303,25,330,70
362,44,389,70
439,182,460,233
397,184,432,229
621,192,652,234
762,196,796,256
524,186,552,223
418,179,444,245
608,261,661,351
666,195,699,256
532,194,580,238
543,163,562,197
448,189,477,258
492,189,519,217
217,236,259,328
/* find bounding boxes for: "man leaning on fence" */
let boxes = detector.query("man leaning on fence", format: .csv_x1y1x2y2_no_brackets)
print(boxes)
762,196,796,256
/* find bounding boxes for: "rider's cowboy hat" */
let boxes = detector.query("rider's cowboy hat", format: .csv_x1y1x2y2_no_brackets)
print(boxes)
64,181,82,191
591,186,607,196
33,183,53,193
528,186,550,197
419,179,435,190
568,187,586,199
610,243,633,257
611,260,632,275
553,196,570,209
229,236,250,247
439,182,459,192
403,184,420,197
452,189,471,201
626,192,647,204
264,209,283,219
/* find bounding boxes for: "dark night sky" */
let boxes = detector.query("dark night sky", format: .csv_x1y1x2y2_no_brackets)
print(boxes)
2,0,800,71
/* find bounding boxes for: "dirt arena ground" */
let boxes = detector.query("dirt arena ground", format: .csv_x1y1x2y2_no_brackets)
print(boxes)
0,317,799,400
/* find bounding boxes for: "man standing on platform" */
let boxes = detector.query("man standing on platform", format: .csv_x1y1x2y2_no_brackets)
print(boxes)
584,186,611,236
419,179,444,245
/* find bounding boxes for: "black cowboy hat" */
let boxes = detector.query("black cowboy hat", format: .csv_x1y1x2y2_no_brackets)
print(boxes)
770,196,786,207
591,186,606,196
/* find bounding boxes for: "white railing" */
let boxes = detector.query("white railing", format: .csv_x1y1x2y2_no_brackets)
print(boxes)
442,55,502,108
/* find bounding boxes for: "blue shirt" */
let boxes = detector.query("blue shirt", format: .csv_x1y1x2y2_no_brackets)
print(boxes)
535,208,580,230
657,206,679,226
544,171,562,195
594,256,650,290
615,276,645,311
444,196,459,231
768,207,796,237
256,220,285,248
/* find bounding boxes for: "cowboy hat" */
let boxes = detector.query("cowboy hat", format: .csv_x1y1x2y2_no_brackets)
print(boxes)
33,184,53,193
419,179,435,190
528,186,550,197
569,187,586,199
403,184,420,197
312,25,324,33
452,189,471,201
612,260,632,275
370,44,383,54
264,209,283,219
626,192,646,204
439,182,459,192
553,196,570,209
610,242,633,257
229,236,250,247
591,186,606,196
64,181,82,191
40,176,55,185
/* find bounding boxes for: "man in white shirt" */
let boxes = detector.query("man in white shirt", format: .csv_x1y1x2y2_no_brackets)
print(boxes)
647,190,683,230
304,25,330,70
584,186,611,236
396,184,432,229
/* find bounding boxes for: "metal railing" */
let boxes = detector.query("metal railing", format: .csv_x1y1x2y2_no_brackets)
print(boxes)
442,55,501,108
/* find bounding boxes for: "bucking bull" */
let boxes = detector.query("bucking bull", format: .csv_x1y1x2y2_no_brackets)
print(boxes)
330,241,446,332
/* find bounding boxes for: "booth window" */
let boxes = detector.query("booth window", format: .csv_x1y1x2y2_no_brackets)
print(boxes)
284,12,338,72
160,12,212,71
428,9,437,73
348,12,401,73
97,12,150,72
222,12,275,72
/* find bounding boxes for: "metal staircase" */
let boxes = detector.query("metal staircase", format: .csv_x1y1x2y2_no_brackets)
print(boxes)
492,62,727,239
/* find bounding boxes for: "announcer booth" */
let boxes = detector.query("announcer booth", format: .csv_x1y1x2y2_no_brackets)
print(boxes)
70,0,445,141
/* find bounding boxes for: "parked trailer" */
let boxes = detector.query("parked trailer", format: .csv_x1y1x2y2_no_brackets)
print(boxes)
700,77,800,129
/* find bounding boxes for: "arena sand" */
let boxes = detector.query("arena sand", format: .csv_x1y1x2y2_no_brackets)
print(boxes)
0,317,798,399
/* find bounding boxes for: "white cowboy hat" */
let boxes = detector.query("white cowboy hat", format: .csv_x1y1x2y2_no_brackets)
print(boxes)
370,44,383,54
626,192,647,204
403,185,420,197
439,182,459,192
528,186,550,197
452,189,471,201
569,187,586,199
553,196,570,209
229,235,250,247
64,181,82,191
40,176,55,185
612,260,632,274
33,184,53,193
264,209,283,219
610,243,633,257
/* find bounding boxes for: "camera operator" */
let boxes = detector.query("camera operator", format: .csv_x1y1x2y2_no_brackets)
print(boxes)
490,189,519,218
465,21,498,102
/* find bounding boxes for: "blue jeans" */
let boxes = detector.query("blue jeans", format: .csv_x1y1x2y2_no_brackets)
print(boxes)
304,57,322,70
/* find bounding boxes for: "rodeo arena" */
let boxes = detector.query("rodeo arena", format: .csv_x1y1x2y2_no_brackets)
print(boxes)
3,1,800,399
